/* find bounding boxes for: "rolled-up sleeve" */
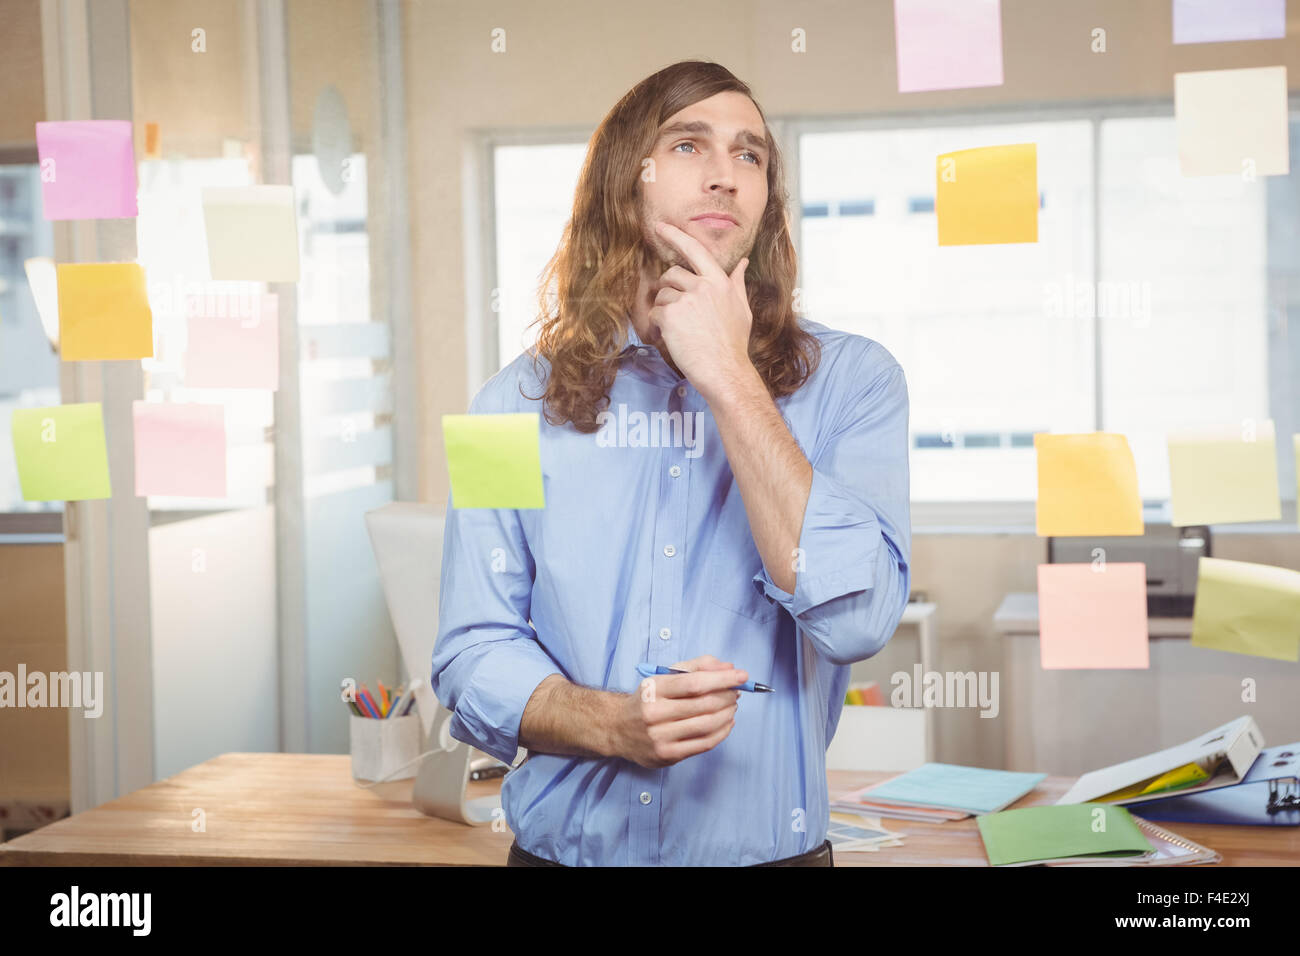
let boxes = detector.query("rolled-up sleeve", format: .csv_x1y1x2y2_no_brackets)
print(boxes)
752,356,912,666
430,392,563,766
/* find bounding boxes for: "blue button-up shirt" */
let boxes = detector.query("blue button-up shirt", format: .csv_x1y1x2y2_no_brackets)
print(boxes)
431,316,911,865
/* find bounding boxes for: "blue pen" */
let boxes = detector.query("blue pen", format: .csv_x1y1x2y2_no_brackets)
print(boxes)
635,663,773,693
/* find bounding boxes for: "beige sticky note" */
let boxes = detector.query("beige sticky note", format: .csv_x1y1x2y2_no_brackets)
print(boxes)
1175,66,1290,177
1037,563,1150,670
1167,421,1280,526
936,143,1038,245
1035,433,1143,536
56,262,154,361
201,185,300,282
1191,557,1300,662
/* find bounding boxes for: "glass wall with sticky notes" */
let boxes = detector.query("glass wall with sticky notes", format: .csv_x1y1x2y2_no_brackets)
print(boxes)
122,0,403,773
125,0,284,780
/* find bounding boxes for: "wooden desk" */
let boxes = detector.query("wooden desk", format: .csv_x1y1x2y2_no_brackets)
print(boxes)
1,753,1294,866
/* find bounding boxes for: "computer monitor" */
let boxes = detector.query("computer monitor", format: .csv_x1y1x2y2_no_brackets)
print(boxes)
364,501,500,825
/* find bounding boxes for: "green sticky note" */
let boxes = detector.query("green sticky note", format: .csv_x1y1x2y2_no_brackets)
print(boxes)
1167,421,1281,526
1191,556,1300,662
443,412,544,509
11,403,112,501
977,803,1151,866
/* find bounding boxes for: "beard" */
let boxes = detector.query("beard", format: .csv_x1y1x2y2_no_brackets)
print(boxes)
638,207,756,277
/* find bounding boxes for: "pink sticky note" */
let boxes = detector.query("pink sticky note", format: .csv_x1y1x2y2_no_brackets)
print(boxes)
133,402,227,498
894,0,1004,94
184,293,279,389
1173,0,1286,44
35,120,138,220
1037,563,1150,669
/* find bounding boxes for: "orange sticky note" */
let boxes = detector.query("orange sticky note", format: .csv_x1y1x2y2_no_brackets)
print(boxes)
144,122,160,159
1035,433,1143,537
936,143,1038,245
56,262,153,361
1037,563,1150,669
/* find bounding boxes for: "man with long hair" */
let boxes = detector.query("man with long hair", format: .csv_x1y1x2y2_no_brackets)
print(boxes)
432,60,911,866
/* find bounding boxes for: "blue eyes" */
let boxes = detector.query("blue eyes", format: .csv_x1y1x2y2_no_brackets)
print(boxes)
672,141,762,166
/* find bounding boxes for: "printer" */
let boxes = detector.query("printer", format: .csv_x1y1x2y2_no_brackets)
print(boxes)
1048,523,1211,617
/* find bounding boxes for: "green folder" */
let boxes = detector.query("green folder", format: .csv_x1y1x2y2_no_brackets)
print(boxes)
977,803,1153,866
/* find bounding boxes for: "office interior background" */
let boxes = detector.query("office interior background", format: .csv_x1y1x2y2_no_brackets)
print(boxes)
1,0,1299,828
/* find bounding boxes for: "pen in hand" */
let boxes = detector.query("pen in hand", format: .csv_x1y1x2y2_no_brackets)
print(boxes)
635,663,774,693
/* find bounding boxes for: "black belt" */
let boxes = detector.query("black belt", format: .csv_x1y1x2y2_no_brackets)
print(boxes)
507,838,834,867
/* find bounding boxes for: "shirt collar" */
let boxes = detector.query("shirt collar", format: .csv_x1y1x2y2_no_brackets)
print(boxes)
618,318,682,386
620,319,645,354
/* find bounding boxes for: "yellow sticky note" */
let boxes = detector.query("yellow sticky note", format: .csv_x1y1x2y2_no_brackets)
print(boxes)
1167,421,1280,527
1191,557,1300,662
11,403,112,501
1035,433,1143,536
443,413,545,509
936,143,1038,246
56,262,154,361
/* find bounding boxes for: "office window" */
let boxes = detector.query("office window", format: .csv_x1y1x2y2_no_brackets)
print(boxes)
799,114,1298,506
292,151,392,501
1099,116,1274,501
493,142,588,369
799,122,1096,502
0,163,58,514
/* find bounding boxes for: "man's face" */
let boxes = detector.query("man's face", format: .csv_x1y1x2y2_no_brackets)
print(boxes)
639,90,769,277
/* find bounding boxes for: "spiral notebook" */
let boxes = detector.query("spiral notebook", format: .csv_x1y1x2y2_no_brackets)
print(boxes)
979,803,1220,866
1043,818,1220,867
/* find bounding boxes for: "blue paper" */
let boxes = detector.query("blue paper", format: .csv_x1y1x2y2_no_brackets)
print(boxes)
867,762,1047,814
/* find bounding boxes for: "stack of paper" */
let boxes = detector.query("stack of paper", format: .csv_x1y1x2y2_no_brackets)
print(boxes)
832,763,1047,823
826,813,906,853
977,803,1218,866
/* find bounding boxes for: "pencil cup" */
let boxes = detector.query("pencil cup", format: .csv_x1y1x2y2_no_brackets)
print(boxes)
350,714,420,782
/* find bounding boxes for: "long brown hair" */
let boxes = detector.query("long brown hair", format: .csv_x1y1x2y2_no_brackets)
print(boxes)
523,60,820,431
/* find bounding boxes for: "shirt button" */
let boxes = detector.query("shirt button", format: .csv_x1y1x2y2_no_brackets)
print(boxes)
638,348,649,357
640,791,652,805
669,465,681,478
659,627,671,640
676,385,686,397
663,545,676,557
